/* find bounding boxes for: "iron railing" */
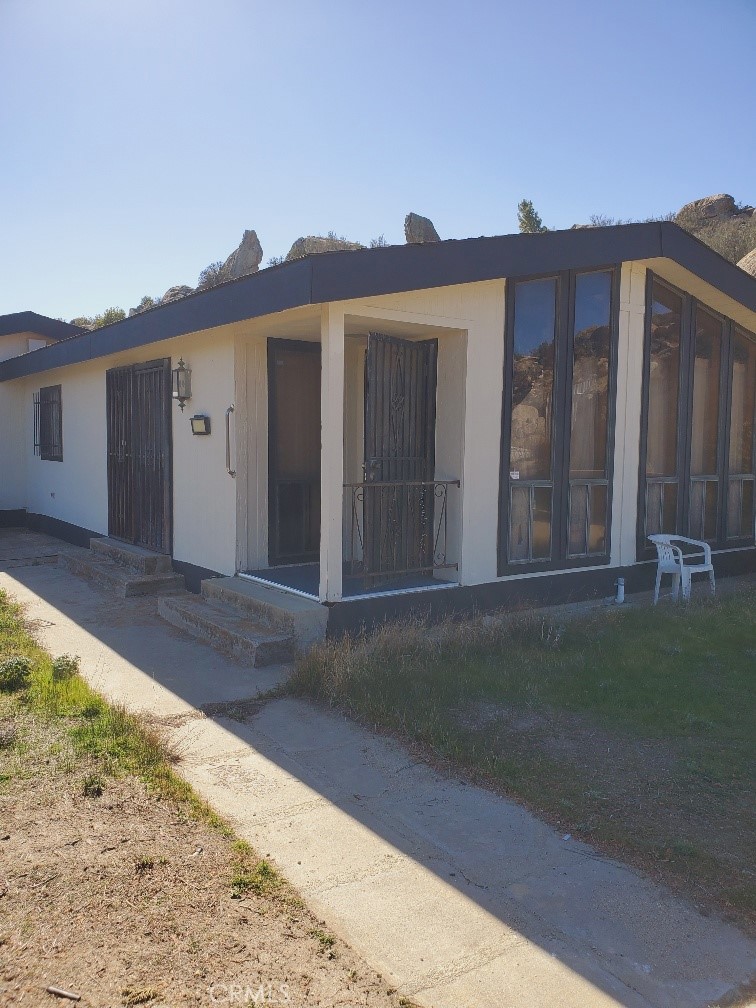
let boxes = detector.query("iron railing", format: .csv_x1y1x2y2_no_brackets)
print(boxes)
344,479,459,582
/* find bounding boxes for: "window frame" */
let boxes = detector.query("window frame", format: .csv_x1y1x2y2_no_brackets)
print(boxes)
637,272,756,555
497,264,620,576
33,383,63,463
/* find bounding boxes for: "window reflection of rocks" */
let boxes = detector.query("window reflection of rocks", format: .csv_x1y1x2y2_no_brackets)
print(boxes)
568,271,612,556
645,285,682,536
509,278,557,562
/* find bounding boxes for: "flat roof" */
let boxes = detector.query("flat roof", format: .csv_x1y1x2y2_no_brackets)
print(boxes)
1,222,754,382
0,311,83,343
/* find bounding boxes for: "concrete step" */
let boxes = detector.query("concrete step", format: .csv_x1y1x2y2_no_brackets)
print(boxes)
90,537,174,575
59,549,185,598
201,576,328,649
157,595,296,667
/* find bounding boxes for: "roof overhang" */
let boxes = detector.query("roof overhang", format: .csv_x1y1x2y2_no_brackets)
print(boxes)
1,222,754,382
0,311,83,343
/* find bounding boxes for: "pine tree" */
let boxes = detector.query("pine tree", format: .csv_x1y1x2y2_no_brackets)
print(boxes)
517,199,547,233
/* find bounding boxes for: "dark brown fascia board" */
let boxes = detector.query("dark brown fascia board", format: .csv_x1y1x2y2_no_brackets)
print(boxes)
1,222,754,382
0,311,83,342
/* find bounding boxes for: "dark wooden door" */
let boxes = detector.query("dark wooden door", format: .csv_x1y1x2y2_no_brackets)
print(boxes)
268,340,321,565
363,332,438,576
106,359,172,553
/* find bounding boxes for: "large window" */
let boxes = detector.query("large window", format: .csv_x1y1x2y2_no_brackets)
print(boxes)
639,275,756,550
727,330,756,540
499,268,617,573
33,384,63,462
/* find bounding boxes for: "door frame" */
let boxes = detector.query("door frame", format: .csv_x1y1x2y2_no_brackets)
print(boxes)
266,338,322,566
106,358,173,554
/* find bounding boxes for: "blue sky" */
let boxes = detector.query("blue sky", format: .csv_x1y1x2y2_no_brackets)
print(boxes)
1,0,754,321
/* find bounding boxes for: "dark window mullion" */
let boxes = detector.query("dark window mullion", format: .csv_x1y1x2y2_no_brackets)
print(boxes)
677,294,695,536
554,269,575,564
497,281,517,574
636,269,655,558
715,319,734,546
603,266,622,559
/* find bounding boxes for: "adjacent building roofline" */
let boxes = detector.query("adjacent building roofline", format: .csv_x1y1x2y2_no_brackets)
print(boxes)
1,222,754,382
0,311,84,343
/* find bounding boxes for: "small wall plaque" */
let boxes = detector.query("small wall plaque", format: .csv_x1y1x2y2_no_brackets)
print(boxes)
190,414,211,435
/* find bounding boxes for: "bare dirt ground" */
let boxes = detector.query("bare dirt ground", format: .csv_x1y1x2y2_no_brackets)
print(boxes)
0,714,404,1008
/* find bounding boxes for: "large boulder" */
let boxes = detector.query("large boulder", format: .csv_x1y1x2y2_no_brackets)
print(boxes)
161,285,194,304
220,229,263,281
737,247,756,278
404,212,440,243
676,194,737,226
285,236,364,261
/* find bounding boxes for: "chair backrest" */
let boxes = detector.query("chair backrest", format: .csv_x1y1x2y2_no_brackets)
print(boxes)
648,534,678,564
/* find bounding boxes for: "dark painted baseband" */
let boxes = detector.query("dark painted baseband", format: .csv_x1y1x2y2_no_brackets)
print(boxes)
1,510,221,593
3,509,752,633
0,509,27,528
325,548,755,637
24,511,100,548
172,559,223,594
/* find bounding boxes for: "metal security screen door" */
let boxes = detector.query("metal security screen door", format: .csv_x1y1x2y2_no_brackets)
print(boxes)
361,332,439,577
106,359,172,553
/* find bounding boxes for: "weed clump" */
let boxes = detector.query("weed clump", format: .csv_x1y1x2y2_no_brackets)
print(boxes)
0,655,33,692
52,654,80,682
82,773,104,797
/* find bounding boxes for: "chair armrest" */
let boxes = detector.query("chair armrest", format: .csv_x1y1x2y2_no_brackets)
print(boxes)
670,536,712,564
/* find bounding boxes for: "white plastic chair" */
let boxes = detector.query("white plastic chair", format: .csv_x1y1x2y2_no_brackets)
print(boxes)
648,534,716,604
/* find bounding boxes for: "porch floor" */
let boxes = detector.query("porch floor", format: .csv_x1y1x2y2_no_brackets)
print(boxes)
244,563,457,599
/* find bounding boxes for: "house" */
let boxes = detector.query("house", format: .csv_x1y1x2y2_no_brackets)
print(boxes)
1,223,754,636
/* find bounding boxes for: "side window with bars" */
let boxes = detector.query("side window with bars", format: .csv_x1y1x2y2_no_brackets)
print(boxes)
33,384,63,462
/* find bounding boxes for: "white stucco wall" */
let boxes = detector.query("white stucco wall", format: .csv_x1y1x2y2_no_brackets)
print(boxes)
10,327,237,576
0,333,59,510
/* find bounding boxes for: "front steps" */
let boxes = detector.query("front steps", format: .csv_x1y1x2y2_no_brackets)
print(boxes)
157,594,296,667
202,576,328,650
158,577,327,667
59,537,185,597
59,540,327,667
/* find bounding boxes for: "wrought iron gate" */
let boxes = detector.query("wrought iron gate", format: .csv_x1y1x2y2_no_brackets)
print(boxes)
355,332,443,579
106,359,172,553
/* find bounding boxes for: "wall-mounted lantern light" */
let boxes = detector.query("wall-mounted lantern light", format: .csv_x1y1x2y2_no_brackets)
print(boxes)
190,414,211,435
172,358,192,411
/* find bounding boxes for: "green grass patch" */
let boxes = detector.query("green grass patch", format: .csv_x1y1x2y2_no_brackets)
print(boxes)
291,587,756,928
0,587,230,834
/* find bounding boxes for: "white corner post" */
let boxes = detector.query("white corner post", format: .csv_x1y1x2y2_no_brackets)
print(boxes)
319,304,345,602
612,262,647,567
458,281,507,585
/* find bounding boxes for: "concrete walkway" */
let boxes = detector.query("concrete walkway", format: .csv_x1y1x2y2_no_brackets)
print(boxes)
1,532,754,1008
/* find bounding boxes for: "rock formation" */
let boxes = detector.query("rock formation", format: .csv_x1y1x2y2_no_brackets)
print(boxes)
219,229,263,281
404,212,440,243
676,194,739,225
161,285,194,304
738,247,756,278
285,236,364,261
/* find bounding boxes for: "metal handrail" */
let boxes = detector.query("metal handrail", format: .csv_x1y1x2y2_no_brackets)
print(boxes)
343,478,459,581
344,479,460,489
225,405,236,477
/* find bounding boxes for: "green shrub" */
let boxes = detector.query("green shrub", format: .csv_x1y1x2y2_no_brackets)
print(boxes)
0,655,33,692
52,654,80,682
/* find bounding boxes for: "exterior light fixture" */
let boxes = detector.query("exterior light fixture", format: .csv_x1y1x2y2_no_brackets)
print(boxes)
172,358,192,411
190,414,211,435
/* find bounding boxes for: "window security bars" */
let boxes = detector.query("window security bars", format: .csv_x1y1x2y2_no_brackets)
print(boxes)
33,385,62,461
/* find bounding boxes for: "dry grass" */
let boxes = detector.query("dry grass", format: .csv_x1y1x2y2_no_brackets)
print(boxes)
291,588,756,932
0,587,403,1007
